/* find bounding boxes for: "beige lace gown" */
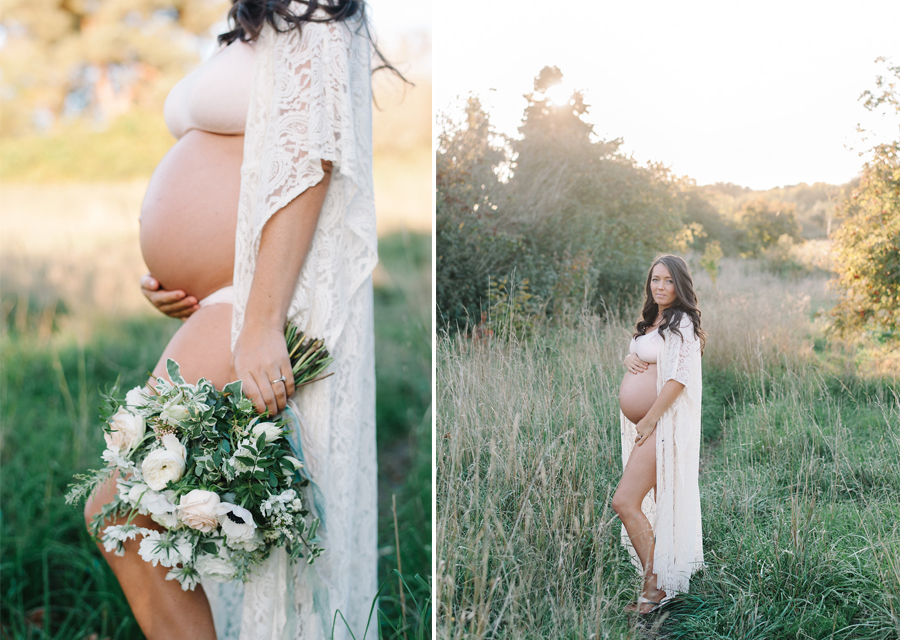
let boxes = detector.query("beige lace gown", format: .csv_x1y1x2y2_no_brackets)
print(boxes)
202,11,378,640
619,315,705,595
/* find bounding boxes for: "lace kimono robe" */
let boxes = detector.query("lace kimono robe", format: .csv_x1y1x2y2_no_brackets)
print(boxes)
619,315,705,595
203,12,378,640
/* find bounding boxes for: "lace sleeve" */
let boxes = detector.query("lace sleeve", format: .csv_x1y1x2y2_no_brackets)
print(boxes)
663,315,699,387
250,19,359,246
232,15,376,348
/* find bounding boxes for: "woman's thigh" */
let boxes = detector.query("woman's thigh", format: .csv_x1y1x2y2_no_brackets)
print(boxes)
614,430,657,506
86,304,234,519
151,303,234,388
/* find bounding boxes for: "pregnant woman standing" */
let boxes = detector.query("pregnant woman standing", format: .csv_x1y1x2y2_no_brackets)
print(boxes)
83,1,383,638
612,254,706,614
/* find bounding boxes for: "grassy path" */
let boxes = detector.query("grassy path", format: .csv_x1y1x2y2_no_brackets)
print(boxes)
436,264,899,640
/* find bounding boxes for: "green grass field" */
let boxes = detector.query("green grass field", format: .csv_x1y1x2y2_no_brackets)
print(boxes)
436,259,899,639
0,231,432,639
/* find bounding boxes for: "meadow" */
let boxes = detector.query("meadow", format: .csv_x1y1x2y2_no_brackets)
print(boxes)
0,202,431,638
436,258,899,639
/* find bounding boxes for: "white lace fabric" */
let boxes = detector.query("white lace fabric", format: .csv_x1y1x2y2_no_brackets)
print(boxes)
205,13,378,640
619,315,705,595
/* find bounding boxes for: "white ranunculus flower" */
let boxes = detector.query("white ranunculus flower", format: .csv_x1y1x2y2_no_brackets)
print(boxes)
104,407,145,455
195,550,236,582
141,434,187,491
160,396,190,426
179,490,221,533
251,422,282,444
216,502,262,551
227,528,263,551
125,385,148,409
126,482,151,507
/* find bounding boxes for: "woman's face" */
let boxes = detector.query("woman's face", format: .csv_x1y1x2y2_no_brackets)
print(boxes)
650,263,677,311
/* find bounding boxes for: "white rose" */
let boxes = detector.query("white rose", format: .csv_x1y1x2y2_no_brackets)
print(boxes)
216,502,262,551
141,434,187,491
104,408,145,455
195,550,236,582
179,490,221,533
160,397,190,426
125,385,148,409
251,422,282,444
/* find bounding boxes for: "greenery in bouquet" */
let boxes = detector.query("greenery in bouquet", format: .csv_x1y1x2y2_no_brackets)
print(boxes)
66,328,332,590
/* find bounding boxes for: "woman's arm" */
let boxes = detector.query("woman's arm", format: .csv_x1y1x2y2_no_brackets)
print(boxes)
634,379,685,446
231,161,333,416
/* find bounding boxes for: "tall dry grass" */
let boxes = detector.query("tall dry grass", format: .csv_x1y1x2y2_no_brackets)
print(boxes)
436,260,899,639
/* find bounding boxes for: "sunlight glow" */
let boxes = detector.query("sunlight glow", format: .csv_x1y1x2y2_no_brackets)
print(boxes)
433,0,900,189
543,83,574,107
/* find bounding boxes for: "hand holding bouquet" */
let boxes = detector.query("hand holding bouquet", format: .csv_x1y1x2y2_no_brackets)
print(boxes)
67,327,332,590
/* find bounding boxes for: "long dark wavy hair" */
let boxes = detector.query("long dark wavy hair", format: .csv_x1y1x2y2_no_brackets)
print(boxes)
218,0,406,80
634,254,707,354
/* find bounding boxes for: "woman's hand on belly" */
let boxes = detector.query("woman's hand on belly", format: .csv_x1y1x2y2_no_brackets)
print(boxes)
232,322,296,417
141,273,199,320
625,353,650,375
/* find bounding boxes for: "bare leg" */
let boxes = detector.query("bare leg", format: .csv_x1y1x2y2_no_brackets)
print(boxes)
83,303,233,639
611,430,667,612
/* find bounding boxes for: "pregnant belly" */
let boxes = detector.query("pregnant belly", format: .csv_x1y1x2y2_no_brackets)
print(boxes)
140,130,243,301
619,364,658,424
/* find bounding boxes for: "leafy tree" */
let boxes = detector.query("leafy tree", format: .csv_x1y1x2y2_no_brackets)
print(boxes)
831,59,900,337
436,96,522,328
0,0,227,136
736,197,802,256
436,68,686,329
501,66,682,312
678,182,741,255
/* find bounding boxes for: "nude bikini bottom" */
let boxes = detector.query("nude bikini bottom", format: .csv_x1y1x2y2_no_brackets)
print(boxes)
197,285,234,308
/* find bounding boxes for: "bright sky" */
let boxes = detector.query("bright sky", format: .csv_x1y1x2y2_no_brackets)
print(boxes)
434,0,900,190
366,0,431,76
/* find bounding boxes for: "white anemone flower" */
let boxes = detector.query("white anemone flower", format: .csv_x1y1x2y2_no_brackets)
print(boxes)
216,502,262,551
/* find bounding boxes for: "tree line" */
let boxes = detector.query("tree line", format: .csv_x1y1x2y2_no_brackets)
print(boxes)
436,63,899,340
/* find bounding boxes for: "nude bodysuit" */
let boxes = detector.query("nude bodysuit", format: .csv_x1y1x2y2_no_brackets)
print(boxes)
629,329,662,363
163,39,255,140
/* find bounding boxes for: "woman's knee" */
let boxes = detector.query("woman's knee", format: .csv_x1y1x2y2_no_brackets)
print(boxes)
611,491,636,519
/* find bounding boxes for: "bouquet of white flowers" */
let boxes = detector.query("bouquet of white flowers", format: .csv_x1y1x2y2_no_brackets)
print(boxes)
67,326,332,590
